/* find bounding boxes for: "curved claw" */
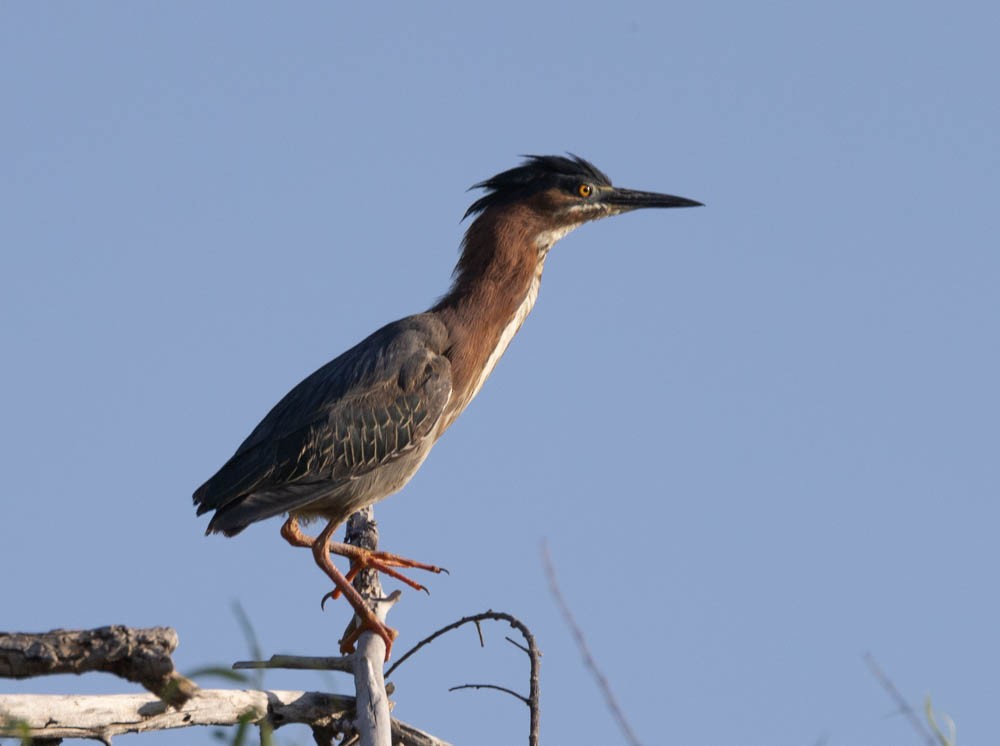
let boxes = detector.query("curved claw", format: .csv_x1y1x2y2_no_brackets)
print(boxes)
320,589,337,610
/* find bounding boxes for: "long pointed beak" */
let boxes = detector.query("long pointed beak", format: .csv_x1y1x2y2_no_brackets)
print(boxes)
601,187,703,210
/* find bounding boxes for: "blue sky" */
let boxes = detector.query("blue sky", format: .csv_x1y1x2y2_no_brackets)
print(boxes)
2,2,998,744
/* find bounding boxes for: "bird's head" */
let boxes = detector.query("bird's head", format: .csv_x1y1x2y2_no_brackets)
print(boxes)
464,154,702,250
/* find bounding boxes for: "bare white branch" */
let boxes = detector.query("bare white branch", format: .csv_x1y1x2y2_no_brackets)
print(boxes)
0,689,451,746
345,507,395,746
233,654,355,673
0,689,346,740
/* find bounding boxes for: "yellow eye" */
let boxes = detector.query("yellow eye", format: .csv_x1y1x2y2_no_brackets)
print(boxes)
577,183,593,198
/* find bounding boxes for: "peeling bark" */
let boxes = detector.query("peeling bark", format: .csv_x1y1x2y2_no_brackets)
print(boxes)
0,626,196,707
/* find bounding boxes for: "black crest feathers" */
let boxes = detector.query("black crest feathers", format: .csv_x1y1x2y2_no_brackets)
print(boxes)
463,154,612,220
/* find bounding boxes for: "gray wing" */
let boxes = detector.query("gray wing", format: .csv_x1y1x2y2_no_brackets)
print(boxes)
193,313,451,535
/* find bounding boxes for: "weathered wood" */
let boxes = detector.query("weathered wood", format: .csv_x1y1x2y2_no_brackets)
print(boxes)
0,508,457,746
230,508,399,746
220,508,406,746
345,507,394,746
0,626,196,707
232,654,354,673
392,719,455,746
0,689,451,745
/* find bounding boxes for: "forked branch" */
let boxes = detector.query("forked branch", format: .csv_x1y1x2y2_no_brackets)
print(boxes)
386,610,541,746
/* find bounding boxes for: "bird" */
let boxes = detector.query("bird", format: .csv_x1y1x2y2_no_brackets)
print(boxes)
193,154,701,658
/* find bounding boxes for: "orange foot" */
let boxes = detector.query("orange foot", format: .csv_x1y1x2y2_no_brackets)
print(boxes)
324,541,448,600
279,515,443,660
337,612,399,656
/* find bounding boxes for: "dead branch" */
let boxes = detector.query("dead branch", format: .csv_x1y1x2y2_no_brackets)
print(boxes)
542,541,643,746
344,507,395,746
233,654,355,673
0,626,196,707
235,508,398,746
864,652,937,746
448,683,529,704
0,507,521,746
0,688,450,745
386,610,541,746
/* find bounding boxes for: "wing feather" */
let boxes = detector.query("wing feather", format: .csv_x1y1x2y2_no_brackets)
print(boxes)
193,313,451,534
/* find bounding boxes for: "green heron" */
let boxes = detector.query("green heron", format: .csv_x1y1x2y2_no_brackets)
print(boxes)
193,155,701,658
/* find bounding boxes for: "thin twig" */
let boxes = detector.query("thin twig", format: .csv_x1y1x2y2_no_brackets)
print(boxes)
385,611,541,746
505,637,530,656
232,654,354,673
864,653,936,746
448,683,530,705
541,541,644,746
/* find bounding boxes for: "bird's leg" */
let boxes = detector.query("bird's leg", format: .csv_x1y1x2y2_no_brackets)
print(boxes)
279,516,397,658
280,515,315,548
323,541,447,600
311,519,398,659
283,515,443,601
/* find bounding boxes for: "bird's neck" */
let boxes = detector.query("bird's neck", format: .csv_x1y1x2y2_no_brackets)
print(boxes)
431,205,557,417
